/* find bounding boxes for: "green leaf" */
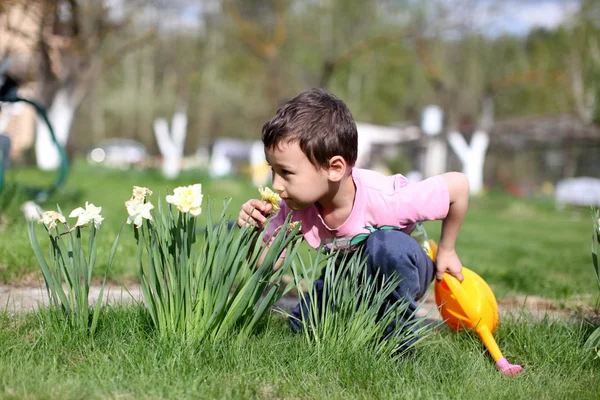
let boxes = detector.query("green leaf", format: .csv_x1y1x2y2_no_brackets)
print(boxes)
590,206,600,289
27,222,71,315
585,326,600,351
286,246,435,359
91,224,123,337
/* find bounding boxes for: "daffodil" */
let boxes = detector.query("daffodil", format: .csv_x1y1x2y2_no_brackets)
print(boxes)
125,199,154,228
38,211,66,230
131,186,153,202
258,186,281,213
69,202,104,229
166,184,203,216
287,220,301,233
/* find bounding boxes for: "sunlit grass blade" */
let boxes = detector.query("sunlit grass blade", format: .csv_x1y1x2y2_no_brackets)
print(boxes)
91,224,123,337
289,247,436,359
27,222,70,315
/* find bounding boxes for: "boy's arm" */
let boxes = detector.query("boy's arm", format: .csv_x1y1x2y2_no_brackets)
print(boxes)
435,172,469,282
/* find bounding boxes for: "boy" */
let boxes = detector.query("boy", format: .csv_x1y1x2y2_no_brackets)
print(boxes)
237,88,469,335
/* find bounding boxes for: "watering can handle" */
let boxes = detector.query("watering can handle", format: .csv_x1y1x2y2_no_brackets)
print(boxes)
430,240,478,319
442,273,478,319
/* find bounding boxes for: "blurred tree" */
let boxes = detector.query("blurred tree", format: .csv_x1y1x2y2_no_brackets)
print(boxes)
222,0,288,109
0,0,156,169
565,0,600,124
16,0,597,162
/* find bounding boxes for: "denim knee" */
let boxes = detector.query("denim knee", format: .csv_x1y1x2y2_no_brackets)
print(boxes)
362,229,434,301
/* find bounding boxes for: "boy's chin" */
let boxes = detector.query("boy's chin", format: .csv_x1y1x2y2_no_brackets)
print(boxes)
285,200,309,211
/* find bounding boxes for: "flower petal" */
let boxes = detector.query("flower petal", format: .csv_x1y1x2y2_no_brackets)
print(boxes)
69,207,85,218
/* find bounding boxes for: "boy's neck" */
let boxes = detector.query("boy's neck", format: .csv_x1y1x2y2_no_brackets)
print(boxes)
316,171,356,230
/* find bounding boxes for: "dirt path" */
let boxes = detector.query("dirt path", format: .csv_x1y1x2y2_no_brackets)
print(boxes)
1,283,594,323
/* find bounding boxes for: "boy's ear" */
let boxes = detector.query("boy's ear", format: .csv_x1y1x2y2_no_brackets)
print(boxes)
327,155,347,182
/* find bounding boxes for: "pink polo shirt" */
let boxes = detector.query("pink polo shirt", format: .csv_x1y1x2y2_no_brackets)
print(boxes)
264,168,450,251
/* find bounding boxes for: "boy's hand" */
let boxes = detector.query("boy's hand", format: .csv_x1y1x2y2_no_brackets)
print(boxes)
435,247,464,282
237,199,272,229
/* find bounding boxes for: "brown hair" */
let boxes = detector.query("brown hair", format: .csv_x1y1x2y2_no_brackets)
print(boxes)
261,88,358,168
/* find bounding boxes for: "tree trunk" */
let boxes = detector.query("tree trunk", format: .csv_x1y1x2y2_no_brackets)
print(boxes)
35,88,76,171
154,109,187,179
448,130,489,195
423,136,448,179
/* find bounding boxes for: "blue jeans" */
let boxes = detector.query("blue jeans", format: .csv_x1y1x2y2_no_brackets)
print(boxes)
289,230,435,339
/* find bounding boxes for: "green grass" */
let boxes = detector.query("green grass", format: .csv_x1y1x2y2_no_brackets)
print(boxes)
450,192,596,299
0,307,598,399
1,161,600,398
2,160,596,301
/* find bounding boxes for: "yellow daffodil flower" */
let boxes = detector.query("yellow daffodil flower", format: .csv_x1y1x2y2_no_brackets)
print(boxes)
258,186,281,213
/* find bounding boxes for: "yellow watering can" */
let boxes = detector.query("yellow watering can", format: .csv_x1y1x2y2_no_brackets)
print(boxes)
427,241,523,376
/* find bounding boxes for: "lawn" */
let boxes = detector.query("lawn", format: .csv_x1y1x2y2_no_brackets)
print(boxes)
0,160,599,399
1,160,596,300
0,308,598,399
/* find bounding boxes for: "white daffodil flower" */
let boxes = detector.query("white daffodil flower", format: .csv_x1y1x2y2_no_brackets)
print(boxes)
69,202,104,229
131,186,153,202
38,211,66,230
166,184,203,216
22,201,43,221
258,186,281,213
125,199,154,228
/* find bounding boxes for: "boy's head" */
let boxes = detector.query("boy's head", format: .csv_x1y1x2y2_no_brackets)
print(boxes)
262,88,358,169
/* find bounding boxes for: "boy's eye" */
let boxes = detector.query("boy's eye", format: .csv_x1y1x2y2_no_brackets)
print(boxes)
281,169,291,175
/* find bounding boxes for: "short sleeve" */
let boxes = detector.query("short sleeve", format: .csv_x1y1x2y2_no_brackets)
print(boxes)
392,175,450,225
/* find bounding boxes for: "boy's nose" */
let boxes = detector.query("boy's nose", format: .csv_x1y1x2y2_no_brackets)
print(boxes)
272,175,284,193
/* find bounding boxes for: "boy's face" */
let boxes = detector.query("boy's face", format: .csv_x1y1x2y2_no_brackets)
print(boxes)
265,140,330,211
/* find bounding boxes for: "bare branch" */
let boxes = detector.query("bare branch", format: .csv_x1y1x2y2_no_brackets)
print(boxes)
101,29,157,72
273,0,287,47
320,30,412,88
223,0,272,61
590,35,600,67
490,71,567,90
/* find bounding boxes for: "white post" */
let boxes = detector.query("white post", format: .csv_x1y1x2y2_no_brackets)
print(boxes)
421,105,447,178
448,130,489,195
153,109,187,179
35,89,76,171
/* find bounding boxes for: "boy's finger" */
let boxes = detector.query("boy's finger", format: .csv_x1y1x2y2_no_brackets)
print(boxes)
435,271,445,282
244,203,259,216
251,209,267,223
453,271,464,282
249,199,266,211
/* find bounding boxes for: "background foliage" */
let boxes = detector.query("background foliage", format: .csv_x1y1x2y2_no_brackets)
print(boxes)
2,0,596,157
